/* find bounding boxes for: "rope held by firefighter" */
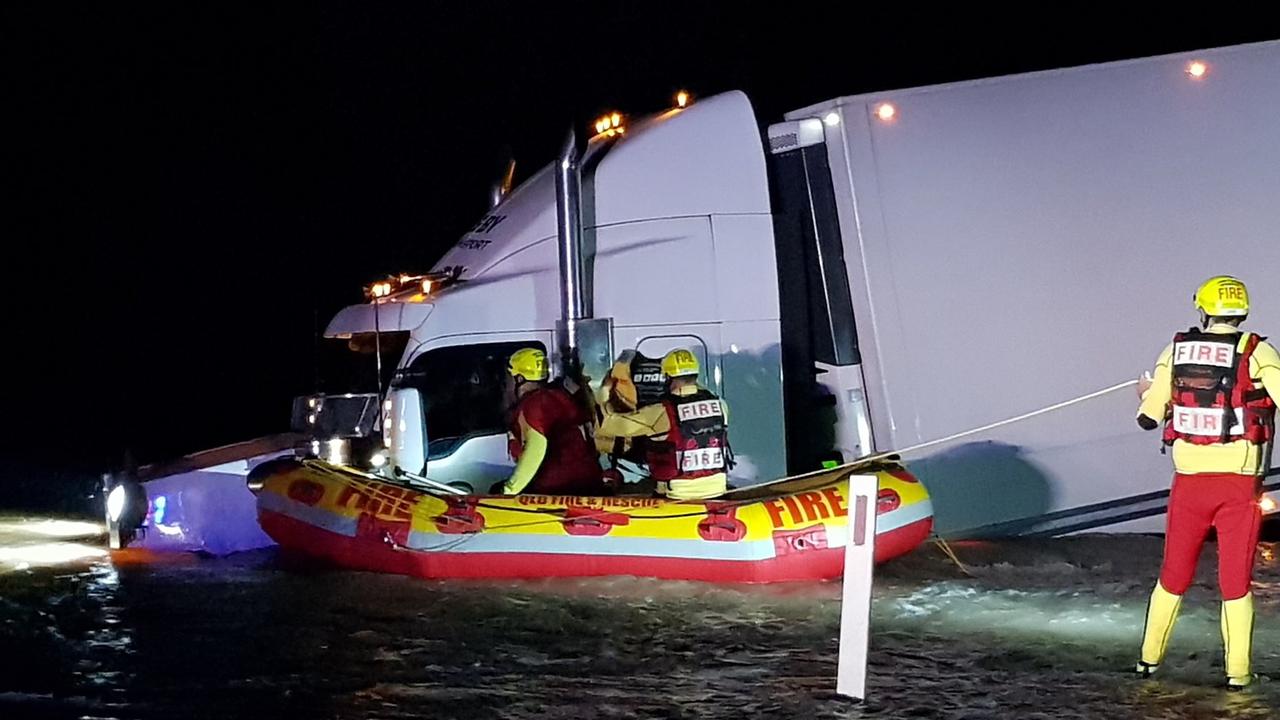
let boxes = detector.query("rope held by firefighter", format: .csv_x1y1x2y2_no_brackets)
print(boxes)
710,379,1144,501
872,378,1141,461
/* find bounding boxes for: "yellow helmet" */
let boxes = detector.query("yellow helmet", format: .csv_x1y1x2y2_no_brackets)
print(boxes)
661,349,700,379
508,347,549,382
1193,276,1250,317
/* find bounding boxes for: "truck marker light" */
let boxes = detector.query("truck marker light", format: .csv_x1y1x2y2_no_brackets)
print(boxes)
1262,496,1277,513
676,91,690,108
876,103,896,122
1187,61,1208,79
824,112,841,126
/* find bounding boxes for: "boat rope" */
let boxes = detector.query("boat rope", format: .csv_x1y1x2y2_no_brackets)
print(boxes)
300,459,725,533
469,507,722,533
931,535,972,576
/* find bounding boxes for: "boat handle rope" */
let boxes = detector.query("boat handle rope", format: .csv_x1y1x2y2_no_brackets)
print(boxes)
472,507,717,534
300,460,744,534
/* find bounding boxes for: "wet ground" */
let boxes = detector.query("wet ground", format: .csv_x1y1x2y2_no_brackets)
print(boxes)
2,514,1278,719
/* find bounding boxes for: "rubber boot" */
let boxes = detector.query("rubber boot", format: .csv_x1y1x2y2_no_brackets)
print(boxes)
1221,593,1255,690
1136,583,1183,676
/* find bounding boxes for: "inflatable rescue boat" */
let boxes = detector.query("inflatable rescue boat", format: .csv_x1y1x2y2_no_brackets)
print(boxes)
253,458,933,583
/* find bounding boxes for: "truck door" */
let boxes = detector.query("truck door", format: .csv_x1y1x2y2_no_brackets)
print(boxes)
394,334,553,493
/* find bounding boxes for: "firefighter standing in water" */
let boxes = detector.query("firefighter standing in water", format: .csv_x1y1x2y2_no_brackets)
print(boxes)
501,348,603,496
1135,276,1279,689
595,349,732,499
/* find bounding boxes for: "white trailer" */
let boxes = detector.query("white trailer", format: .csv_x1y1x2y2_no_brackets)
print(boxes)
775,39,1279,534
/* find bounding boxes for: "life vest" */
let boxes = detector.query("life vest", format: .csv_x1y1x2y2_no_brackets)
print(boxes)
629,354,668,409
647,388,731,481
1162,328,1276,446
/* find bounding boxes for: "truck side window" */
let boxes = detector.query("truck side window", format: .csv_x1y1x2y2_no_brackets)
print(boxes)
399,341,545,458
635,335,714,394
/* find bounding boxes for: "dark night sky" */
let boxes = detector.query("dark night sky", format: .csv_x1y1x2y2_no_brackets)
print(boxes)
4,4,1277,476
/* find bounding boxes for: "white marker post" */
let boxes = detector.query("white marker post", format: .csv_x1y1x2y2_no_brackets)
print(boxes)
836,473,878,701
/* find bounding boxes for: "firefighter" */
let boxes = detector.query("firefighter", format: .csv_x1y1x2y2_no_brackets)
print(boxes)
594,349,732,499
1134,275,1279,689
649,349,732,499
593,352,666,491
501,348,603,496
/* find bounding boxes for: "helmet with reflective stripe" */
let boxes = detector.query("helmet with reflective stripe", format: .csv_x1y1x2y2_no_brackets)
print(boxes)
1194,275,1249,317
661,349,700,379
508,347,549,382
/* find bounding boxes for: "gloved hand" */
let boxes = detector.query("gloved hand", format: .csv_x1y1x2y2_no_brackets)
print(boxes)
1137,414,1159,431
1137,371,1154,398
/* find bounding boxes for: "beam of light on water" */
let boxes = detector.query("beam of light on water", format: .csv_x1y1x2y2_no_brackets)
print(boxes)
0,542,108,568
0,519,105,538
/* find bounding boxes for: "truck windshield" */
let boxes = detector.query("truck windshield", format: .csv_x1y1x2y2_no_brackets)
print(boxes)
398,341,543,459
315,332,410,395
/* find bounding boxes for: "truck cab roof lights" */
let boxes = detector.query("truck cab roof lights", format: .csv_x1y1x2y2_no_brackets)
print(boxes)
593,111,626,137
676,91,691,108
362,267,463,302
1187,60,1208,79
875,103,897,122
823,111,841,126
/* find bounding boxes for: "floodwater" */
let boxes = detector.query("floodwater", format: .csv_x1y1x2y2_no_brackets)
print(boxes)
1,515,1278,719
